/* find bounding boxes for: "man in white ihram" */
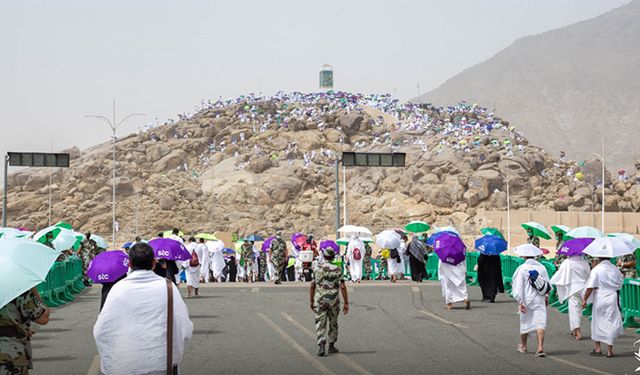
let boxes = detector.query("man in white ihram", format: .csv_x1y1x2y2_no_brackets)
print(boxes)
346,234,364,283
94,242,193,375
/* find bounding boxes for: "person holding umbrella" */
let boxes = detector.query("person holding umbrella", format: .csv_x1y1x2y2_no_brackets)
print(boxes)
475,234,506,302
581,237,634,358
0,239,55,375
549,238,592,341
512,244,550,357
434,233,470,310
406,235,428,282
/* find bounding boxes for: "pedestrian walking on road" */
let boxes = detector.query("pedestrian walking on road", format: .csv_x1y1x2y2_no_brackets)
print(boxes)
477,253,504,302
310,247,349,357
269,231,288,284
94,242,193,374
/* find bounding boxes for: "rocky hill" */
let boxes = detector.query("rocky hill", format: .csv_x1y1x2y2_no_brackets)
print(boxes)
415,0,640,171
4,92,640,242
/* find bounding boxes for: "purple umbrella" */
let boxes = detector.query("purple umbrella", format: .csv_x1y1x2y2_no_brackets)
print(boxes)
291,232,304,251
148,238,191,261
87,250,129,283
261,237,275,252
557,238,594,256
433,233,467,265
319,240,340,255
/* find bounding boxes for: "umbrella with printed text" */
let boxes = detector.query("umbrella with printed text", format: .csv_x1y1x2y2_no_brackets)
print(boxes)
474,235,508,255
87,250,129,283
148,238,191,261
556,238,594,256
607,233,640,250
583,237,634,258
433,232,467,265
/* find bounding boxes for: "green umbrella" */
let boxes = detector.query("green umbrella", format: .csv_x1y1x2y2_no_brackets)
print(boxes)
336,238,349,246
520,222,551,240
564,226,604,240
1,238,60,309
72,232,85,250
480,227,504,238
33,226,76,251
195,233,217,241
405,221,431,233
551,225,570,235
54,221,73,230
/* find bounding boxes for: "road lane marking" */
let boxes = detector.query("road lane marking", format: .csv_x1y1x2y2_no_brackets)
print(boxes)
417,310,468,329
257,313,335,375
281,312,374,375
411,287,420,293
251,288,260,293
86,354,100,375
547,356,613,375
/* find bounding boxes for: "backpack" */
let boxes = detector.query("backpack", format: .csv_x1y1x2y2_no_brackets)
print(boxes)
189,250,200,268
389,248,399,259
353,248,362,261
528,270,550,296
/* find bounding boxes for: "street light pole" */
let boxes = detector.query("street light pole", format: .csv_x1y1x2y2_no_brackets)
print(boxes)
86,99,144,248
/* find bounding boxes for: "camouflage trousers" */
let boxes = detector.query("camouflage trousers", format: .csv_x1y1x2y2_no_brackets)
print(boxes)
0,363,28,375
271,258,284,282
243,259,254,282
315,305,339,345
0,341,29,375
363,255,372,279
259,253,267,281
377,258,388,279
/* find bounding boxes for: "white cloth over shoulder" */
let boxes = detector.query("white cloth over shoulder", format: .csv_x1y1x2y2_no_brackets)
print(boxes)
550,256,590,302
94,270,193,375
346,236,365,282
186,243,204,288
209,246,226,280
586,260,623,345
199,243,211,282
388,242,406,276
438,261,468,303
512,259,548,334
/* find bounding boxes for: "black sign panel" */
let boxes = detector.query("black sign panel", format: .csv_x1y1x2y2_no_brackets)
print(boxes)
7,152,70,167
342,152,405,167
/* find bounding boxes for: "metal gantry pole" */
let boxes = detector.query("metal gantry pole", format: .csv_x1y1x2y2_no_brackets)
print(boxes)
342,164,347,226
2,155,8,227
601,137,605,232
506,169,511,251
335,159,340,239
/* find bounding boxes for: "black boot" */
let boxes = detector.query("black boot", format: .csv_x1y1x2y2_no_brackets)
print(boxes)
328,343,339,354
317,343,326,357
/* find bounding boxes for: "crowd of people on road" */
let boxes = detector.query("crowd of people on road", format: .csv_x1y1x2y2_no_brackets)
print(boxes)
1,220,638,373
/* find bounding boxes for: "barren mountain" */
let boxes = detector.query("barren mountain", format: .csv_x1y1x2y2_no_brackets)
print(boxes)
3,93,640,242
416,0,640,171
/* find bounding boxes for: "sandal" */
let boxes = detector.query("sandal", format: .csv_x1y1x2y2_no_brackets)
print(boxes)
606,353,614,358
535,351,546,357
589,350,603,356
517,346,527,354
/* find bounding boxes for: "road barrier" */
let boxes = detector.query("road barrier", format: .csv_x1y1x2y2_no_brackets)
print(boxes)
465,252,479,285
621,278,640,333
36,257,84,308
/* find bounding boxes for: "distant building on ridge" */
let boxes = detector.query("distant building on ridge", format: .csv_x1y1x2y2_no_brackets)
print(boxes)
319,64,333,91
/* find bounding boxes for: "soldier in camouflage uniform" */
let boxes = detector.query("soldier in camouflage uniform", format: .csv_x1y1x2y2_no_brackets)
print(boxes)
240,241,254,282
269,231,288,284
617,251,637,279
553,230,567,267
375,254,388,280
258,250,267,282
309,248,349,357
78,233,100,286
526,229,541,248
363,242,373,280
0,288,50,375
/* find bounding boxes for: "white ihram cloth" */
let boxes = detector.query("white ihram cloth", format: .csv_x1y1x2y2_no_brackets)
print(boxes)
186,243,204,288
438,260,468,303
512,259,549,334
388,242,406,276
585,260,623,346
550,256,590,330
94,270,193,375
346,237,365,282
199,243,211,282
209,246,226,280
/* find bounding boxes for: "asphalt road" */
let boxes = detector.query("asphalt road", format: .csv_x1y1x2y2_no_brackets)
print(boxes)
30,281,640,375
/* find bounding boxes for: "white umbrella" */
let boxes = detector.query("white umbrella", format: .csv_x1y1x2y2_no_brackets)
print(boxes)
0,228,32,239
375,230,402,249
91,235,109,249
338,225,372,236
608,233,640,250
32,226,76,252
583,237,635,258
565,226,605,239
513,243,542,257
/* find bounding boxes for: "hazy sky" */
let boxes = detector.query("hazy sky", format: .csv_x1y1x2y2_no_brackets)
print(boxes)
0,0,630,179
